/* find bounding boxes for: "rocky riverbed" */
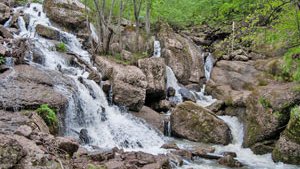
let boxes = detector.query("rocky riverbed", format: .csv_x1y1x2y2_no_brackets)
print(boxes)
0,0,300,169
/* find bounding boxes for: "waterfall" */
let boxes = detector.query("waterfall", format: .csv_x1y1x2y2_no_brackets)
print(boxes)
153,40,161,58
12,3,165,154
166,66,183,104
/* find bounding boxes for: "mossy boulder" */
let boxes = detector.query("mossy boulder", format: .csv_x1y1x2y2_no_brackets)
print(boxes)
272,107,300,165
243,82,300,153
170,101,232,145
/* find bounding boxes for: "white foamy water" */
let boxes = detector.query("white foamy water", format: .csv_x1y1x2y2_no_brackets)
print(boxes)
11,3,165,154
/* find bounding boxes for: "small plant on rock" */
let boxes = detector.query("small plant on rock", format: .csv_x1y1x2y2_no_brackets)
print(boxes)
0,55,5,65
56,42,67,53
36,104,58,134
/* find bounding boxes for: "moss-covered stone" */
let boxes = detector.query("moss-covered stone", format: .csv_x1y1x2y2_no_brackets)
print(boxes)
170,101,232,145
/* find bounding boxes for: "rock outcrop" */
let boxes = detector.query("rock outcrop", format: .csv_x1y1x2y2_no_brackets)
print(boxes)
43,0,86,32
0,65,74,111
131,106,164,133
272,107,300,164
138,57,166,101
158,23,205,84
95,56,147,111
243,82,300,154
170,101,232,145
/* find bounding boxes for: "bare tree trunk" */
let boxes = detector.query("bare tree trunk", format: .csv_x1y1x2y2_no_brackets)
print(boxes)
133,0,142,52
145,0,151,36
93,0,117,54
118,0,124,50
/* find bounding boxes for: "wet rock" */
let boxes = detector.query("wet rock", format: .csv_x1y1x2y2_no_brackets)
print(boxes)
167,87,176,97
95,56,147,111
179,88,196,102
151,99,171,112
171,149,193,160
272,107,300,164
138,57,166,101
158,23,205,84
132,106,164,133
0,65,72,111
207,100,225,113
0,134,26,169
87,71,101,84
35,24,60,40
101,80,111,95
0,25,13,38
171,101,232,145
243,83,300,153
161,143,180,150
221,152,237,158
218,155,243,168
56,137,79,156
167,153,183,166
14,125,32,138
0,43,6,55
43,0,87,32
0,2,10,24
191,146,215,156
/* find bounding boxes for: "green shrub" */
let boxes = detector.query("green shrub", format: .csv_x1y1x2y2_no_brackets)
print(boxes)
258,97,272,109
56,42,67,53
0,55,5,65
36,104,58,134
283,47,300,82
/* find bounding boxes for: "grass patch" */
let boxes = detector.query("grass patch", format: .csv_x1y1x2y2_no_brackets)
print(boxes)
107,52,148,65
36,104,58,134
258,96,272,109
56,42,67,53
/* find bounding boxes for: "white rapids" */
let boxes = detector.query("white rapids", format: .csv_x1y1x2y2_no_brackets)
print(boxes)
11,3,165,154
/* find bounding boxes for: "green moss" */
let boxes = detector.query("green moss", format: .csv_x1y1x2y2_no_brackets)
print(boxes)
285,107,300,143
258,78,269,86
0,55,5,65
36,104,58,134
56,42,67,53
87,164,107,169
258,96,272,109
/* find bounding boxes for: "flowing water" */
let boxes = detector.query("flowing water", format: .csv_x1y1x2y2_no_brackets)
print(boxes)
10,3,165,154
5,2,300,169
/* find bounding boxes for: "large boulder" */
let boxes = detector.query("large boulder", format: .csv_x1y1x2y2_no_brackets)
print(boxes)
206,60,266,107
158,23,205,84
138,57,166,101
0,65,73,111
243,82,300,154
131,106,164,133
43,0,86,32
35,24,60,40
272,107,300,164
170,101,232,145
0,134,26,169
95,56,147,111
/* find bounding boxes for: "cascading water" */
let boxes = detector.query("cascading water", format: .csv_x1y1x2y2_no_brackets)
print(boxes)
11,3,165,154
153,40,161,58
194,53,217,107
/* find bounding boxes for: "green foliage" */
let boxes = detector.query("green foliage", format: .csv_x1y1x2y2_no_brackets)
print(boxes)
258,96,272,109
56,42,67,53
283,47,300,82
36,104,58,133
0,55,5,65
